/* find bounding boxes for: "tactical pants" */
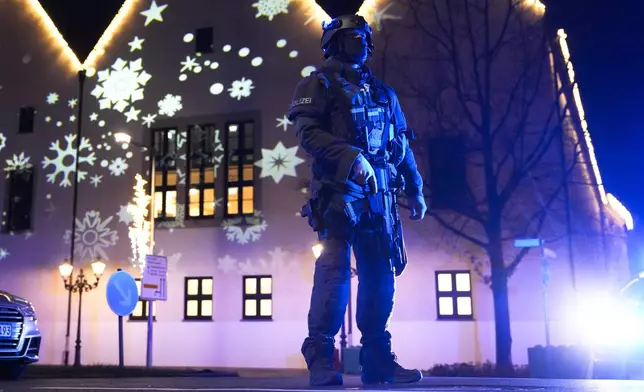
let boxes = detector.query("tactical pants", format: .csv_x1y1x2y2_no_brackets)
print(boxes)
301,207,395,368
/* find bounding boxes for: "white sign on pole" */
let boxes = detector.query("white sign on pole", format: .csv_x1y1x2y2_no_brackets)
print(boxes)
513,238,542,248
141,254,168,301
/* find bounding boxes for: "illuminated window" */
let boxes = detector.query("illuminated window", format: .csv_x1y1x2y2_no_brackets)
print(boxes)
18,106,35,134
435,271,473,321
225,122,255,217
186,125,218,219
242,275,272,321
2,168,35,234
129,279,157,322
153,128,178,221
184,277,214,321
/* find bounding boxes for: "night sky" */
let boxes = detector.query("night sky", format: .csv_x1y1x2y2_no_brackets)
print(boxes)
38,0,644,222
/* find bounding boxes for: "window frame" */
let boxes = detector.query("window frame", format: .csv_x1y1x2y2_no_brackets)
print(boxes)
427,135,469,211
224,122,255,218
194,26,214,54
242,275,273,321
2,167,35,234
183,277,214,321
152,127,179,222
128,278,157,322
185,125,217,220
18,106,35,134
435,270,474,321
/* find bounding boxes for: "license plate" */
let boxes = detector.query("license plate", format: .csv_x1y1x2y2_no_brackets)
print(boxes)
0,324,11,338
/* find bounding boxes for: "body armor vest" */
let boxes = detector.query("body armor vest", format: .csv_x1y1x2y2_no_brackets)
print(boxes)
316,68,394,167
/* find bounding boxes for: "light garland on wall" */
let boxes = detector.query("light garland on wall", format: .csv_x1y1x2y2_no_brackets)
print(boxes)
298,0,379,27
23,0,141,75
557,29,633,230
127,173,151,271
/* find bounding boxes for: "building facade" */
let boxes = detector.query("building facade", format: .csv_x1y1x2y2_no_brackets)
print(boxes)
0,0,634,369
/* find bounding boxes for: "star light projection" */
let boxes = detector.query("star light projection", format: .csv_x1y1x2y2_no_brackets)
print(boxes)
255,142,305,184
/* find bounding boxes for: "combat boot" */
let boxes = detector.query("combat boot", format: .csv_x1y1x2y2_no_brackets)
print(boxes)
360,345,423,385
302,338,343,386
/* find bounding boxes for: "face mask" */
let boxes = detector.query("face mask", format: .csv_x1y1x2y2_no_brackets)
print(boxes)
341,35,369,65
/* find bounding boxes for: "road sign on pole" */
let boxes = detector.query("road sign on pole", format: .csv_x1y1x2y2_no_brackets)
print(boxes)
513,238,543,248
141,255,168,301
106,270,139,316
106,269,139,368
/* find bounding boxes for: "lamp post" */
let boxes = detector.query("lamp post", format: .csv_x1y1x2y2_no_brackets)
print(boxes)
58,258,106,367
114,131,156,252
63,69,87,367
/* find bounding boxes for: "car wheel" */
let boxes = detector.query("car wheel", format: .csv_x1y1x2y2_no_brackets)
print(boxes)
0,363,28,380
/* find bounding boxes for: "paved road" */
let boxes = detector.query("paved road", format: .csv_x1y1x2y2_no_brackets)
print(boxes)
1,376,644,392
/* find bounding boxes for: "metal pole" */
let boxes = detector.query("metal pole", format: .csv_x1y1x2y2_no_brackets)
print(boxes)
73,271,83,367
117,268,124,368
63,274,72,366
347,270,354,347
146,301,153,368
540,244,551,347
65,69,86,366
118,315,124,368
148,130,156,255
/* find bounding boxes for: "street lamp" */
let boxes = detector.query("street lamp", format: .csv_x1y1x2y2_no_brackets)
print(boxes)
312,243,323,258
58,258,106,367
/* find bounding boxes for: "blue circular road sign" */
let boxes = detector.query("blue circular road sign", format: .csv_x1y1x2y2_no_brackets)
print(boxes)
106,270,139,317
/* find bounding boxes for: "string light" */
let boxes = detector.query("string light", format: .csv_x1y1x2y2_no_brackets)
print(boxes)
127,174,151,271
23,0,141,75
557,29,633,230
299,0,380,27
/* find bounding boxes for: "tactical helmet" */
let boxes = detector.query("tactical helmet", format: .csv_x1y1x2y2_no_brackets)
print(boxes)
320,14,374,57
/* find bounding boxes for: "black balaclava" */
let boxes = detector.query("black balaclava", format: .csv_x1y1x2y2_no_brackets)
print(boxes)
336,29,369,66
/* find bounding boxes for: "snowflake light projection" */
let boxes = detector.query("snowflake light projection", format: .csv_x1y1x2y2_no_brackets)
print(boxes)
255,142,305,183
63,210,119,262
117,205,134,225
90,58,151,114
42,134,96,187
0,248,8,261
46,93,59,104
222,211,267,244
217,247,294,274
0,133,6,151
4,153,32,176
228,78,254,100
252,0,291,21
127,174,151,271
157,94,183,117
108,157,129,176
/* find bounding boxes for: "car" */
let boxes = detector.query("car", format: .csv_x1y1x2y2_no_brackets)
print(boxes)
0,290,41,380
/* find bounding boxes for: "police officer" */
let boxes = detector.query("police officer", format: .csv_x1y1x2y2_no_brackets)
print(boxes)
287,13,427,387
